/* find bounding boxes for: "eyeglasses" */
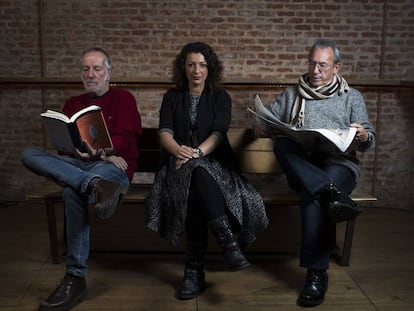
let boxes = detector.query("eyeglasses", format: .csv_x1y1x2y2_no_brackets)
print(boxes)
308,61,334,71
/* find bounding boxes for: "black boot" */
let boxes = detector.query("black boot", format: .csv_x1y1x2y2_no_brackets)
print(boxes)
176,241,206,300
298,269,328,307
38,273,87,311
320,183,362,223
208,215,250,271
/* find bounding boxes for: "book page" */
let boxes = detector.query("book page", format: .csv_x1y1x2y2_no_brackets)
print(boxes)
40,110,70,123
70,105,101,122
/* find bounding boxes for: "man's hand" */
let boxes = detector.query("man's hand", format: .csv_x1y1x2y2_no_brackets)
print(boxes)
74,141,99,160
351,123,369,143
104,155,128,171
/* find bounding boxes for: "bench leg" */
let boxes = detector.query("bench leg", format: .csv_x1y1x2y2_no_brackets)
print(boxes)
45,201,60,264
339,218,356,266
329,218,356,266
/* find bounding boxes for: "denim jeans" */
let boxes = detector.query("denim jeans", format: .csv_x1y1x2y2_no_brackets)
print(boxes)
274,138,356,270
21,147,129,277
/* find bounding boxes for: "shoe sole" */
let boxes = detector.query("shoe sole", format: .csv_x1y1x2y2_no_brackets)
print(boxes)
229,261,250,272
176,287,205,300
95,188,125,220
38,291,87,311
297,296,325,308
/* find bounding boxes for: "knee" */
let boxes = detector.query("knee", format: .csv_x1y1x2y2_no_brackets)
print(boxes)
21,146,43,165
191,167,209,184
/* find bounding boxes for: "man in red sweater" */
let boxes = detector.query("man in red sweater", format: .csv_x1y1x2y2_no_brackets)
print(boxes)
21,47,142,310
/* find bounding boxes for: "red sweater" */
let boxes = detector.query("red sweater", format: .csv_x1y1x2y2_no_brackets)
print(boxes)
63,88,142,181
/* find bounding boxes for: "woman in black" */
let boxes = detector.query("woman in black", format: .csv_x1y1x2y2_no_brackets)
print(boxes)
146,42,268,300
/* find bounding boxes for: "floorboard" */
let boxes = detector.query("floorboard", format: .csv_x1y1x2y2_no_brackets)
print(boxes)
0,202,413,310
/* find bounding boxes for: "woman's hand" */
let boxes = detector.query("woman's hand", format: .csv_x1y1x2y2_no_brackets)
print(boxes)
175,145,194,160
174,145,194,169
175,157,190,169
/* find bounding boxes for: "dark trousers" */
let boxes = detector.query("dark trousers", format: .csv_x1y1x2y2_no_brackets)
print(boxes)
274,138,356,270
185,167,227,243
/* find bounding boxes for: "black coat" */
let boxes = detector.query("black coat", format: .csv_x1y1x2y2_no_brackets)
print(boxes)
158,88,237,171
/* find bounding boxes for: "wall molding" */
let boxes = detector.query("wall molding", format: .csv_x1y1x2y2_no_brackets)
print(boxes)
0,77,413,90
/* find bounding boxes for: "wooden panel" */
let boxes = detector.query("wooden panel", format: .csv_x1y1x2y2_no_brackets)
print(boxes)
234,151,281,174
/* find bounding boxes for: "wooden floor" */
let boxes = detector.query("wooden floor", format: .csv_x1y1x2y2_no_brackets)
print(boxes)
0,201,413,311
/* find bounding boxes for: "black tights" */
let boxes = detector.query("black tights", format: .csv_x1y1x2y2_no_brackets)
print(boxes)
185,167,226,243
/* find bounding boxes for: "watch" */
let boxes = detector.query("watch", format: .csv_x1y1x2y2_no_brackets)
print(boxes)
192,147,203,158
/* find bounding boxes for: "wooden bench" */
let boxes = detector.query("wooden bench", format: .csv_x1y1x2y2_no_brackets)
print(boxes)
25,128,377,266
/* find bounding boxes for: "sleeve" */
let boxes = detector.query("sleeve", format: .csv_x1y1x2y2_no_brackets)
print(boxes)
159,89,174,131
211,89,232,134
109,91,142,157
268,86,297,123
349,89,376,151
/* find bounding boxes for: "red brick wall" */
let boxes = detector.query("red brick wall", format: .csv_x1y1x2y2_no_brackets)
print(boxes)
0,0,413,210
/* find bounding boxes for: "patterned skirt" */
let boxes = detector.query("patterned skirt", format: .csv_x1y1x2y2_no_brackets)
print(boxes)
146,156,268,248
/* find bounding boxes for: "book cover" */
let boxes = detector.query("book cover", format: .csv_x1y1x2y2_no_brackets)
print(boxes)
248,95,357,153
41,105,113,153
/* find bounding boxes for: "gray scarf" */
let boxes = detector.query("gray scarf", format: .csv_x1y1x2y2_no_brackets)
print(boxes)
290,73,349,127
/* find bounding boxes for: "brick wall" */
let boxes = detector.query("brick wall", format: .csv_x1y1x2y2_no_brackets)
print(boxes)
0,0,413,210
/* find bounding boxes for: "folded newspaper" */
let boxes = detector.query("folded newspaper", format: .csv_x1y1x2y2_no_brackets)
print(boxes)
248,95,357,153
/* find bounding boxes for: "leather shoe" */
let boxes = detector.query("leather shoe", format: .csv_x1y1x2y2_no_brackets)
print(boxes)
176,267,205,300
298,269,328,307
38,274,87,311
88,178,124,220
320,183,362,223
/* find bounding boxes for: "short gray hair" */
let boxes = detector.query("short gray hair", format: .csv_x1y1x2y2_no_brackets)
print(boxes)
82,47,112,69
309,39,341,64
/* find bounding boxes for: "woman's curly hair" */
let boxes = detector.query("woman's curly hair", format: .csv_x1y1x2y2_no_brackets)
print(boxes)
172,42,223,93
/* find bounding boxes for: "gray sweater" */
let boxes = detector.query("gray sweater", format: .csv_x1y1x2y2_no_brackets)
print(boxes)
267,85,376,181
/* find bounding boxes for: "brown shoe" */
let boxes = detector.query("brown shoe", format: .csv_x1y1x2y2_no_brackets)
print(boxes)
89,178,124,219
38,274,87,311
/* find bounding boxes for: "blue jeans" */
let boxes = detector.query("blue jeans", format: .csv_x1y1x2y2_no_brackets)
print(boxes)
274,138,356,270
21,147,129,277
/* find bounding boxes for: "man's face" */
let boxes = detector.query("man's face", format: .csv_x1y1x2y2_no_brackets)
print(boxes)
308,47,340,87
81,51,111,96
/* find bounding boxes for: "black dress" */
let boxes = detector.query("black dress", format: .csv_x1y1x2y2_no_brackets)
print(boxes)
146,88,268,248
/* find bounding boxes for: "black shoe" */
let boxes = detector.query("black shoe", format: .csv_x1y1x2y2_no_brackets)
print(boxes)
320,183,362,223
176,267,205,300
298,269,328,307
38,274,87,311
176,241,206,300
88,178,124,220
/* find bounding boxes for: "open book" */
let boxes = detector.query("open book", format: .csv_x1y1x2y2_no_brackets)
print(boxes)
248,95,357,153
41,105,113,153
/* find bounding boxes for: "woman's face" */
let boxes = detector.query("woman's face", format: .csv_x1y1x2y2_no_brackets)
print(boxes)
185,52,208,90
